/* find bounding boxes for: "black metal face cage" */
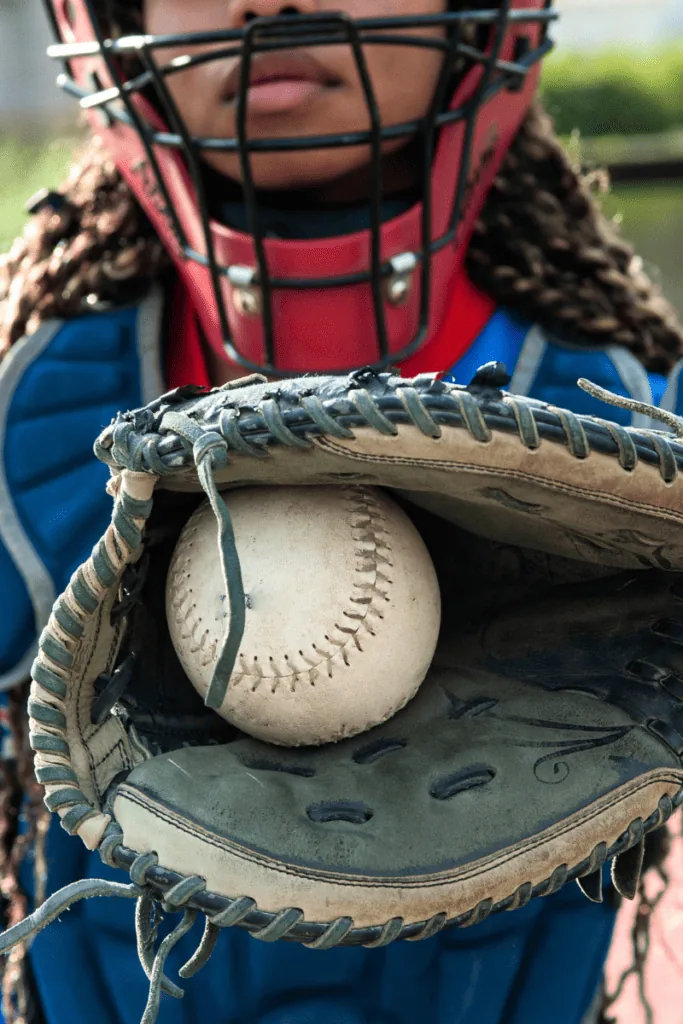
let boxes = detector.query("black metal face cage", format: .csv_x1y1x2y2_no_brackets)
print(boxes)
44,1,556,376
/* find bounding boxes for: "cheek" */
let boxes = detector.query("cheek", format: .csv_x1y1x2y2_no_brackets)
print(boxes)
365,42,445,127
143,0,212,35
142,53,208,134
143,0,172,35
166,72,212,137
343,0,446,124
143,1,222,133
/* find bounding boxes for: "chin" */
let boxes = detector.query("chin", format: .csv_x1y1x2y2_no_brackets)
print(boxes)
203,147,378,194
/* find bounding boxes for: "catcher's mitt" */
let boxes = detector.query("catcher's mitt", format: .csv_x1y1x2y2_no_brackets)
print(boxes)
4,364,683,1022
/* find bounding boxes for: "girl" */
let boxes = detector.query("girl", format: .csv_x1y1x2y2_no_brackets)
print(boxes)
1,1,682,1022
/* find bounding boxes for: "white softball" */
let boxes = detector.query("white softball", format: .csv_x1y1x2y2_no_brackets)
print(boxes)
166,485,441,747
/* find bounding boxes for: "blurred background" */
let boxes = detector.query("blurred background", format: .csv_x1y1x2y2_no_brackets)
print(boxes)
1,0,682,313
0,2,682,1023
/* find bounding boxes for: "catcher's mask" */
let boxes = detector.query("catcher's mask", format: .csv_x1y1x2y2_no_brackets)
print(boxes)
43,0,555,376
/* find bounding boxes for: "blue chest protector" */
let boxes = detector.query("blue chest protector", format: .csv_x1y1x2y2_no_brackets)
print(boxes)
2,295,675,1024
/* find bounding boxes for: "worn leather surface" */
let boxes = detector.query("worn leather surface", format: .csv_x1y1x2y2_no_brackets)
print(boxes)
113,548,683,926
31,373,683,942
101,371,683,572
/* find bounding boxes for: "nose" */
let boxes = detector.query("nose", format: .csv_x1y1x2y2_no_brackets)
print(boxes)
228,0,320,28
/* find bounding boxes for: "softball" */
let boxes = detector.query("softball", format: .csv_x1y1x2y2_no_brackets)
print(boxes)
166,485,441,747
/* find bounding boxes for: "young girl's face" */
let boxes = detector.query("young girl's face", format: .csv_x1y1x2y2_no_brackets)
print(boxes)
143,0,447,198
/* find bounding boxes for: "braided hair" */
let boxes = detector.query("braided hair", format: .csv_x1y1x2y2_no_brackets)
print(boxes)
0,4,681,1021
467,101,683,374
2,99,681,368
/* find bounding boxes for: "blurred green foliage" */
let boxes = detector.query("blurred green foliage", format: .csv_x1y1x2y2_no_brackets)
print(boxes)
0,135,77,251
541,47,683,137
601,184,683,315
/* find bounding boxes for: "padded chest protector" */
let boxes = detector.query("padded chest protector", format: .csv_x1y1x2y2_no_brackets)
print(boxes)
0,291,164,689
445,309,668,430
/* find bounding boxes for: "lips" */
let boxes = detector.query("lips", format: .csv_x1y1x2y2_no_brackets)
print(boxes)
221,51,341,113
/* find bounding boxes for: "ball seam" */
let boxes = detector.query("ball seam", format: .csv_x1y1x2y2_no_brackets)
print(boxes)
167,487,394,695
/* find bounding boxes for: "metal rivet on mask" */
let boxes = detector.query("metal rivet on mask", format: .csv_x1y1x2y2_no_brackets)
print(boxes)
228,265,261,318
386,252,418,307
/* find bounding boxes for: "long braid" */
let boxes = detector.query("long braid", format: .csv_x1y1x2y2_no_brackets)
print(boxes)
466,100,683,373
0,685,49,1024
0,135,168,356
